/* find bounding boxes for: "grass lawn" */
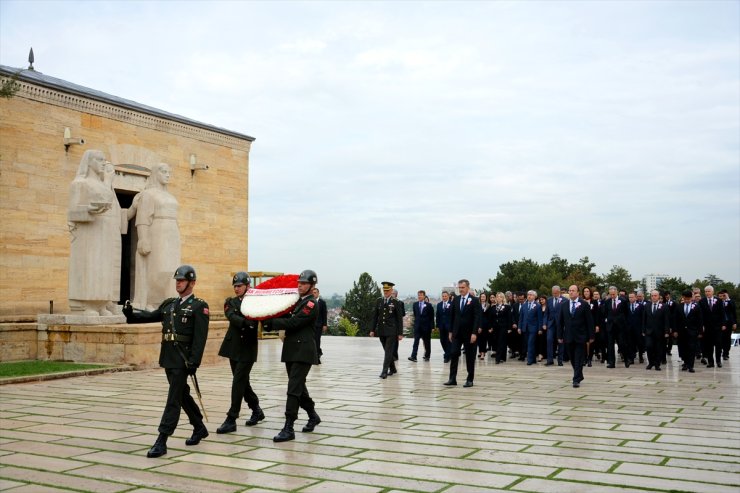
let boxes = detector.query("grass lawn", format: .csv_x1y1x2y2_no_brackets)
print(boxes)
0,360,111,378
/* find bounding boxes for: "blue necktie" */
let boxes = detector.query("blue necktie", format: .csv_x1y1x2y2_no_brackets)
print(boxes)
571,301,576,316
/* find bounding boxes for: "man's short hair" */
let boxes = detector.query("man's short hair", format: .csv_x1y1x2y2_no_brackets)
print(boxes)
441,290,449,295
719,289,729,295
458,279,470,287
608,286,617,292
527,290,537,296
418,290,426,296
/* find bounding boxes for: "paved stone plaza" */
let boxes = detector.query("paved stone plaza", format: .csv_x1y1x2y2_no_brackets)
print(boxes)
1,337,739,492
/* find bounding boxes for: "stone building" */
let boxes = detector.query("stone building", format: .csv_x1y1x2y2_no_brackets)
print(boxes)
0,64,254,364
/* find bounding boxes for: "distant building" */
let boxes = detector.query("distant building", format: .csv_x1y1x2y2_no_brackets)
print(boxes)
643,273,670,292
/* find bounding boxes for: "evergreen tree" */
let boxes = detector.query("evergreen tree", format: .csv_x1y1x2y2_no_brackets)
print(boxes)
342,272,381,336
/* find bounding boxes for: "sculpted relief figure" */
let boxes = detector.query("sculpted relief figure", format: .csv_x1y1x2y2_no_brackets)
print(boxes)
67,150,123,315
129,163,181,310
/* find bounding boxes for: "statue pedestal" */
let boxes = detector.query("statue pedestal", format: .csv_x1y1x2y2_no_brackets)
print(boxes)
38,313,126,326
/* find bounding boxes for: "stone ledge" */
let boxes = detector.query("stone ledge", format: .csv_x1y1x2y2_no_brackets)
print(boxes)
38,314,126,325
0,365,135,385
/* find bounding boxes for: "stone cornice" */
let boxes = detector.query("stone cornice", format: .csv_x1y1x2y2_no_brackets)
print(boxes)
2,75,252,152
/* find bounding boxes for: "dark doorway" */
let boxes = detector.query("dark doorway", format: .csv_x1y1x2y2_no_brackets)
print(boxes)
116,191,137,305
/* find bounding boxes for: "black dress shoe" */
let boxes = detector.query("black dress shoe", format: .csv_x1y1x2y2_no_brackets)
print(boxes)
655,366,661,371
545,362,554,366
423,356,430,361
185,426,209,446
607,364,615,369
388,367,397,375
688,368,695,373
558,362,563,367
443,358,450,363
147,433,168,458
527,362,534,365
408,356,417,362
443,380,457,386
700,358,707,364
681,366,687,371
625,361,631,368
572,382,580,388
723,356,729,360
379,370,388,379
717,362,722,368
587,360,592,367
646,364,653,370
706,363,715,368
245,408,265,427
463,381,473,388
216,418,237,434
639,355,644,363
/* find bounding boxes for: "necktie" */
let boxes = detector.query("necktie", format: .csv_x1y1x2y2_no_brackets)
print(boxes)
652,304,656,314
419,302,423,312
612,300,617,312
460,297,465,310
709,298,713,308
685,304,689,316
571,301,576,315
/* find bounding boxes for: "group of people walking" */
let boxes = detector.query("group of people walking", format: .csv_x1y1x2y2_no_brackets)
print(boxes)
371,280,737,388
124,266,323,457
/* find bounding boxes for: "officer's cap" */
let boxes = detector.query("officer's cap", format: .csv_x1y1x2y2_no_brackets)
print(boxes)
381,281,395,291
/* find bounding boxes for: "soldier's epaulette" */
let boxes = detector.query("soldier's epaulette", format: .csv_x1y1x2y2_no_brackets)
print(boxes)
158,297,178,310
194,297,208,306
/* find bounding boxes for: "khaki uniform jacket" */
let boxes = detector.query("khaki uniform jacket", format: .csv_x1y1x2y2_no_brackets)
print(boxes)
218,296,258,362
272,294,319,364
371,296,404,337
128,295,209,369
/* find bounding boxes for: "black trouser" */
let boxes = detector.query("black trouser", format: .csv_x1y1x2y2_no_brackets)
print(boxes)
439,327,451,360
568,341,585,383
622,326,636,364
606,328,619,366
477,329,488,355
379,336,397,372
411,328,431,359
449,334,476,383
508,328,520,356
645,333,663,367
314,326,323,357
159,367,202,435
495,327,508,362
721,326,732,357
227,359,259,419
702,328,721,365
680,330,697,369
284,361,314,420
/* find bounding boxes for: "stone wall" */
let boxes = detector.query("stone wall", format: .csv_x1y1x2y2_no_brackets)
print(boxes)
0,323,38,362
0,77,252,321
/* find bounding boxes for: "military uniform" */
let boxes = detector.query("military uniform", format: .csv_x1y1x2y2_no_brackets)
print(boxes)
370,291,404,378
219,295,261,425
127,294,209,436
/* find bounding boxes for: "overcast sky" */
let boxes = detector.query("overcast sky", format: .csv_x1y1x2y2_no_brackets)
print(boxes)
2,1,738,296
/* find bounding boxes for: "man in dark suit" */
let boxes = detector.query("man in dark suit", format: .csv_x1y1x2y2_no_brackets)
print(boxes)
719,289,737,360
545,286,566,366
700,285,725,368
558,285,594,387
409,290,434,361
436,291,453,362
217,272,263,434
518,290,543,365
445,279,481,387
675,290,703,372
311,287,328,364
662,290,678,363
603,286,629,368
510,292,524,360
370,281,404,378
625,292,643,367
642,289,670,371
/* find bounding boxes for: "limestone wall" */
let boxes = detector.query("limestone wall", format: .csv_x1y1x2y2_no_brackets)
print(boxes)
0,77,252,321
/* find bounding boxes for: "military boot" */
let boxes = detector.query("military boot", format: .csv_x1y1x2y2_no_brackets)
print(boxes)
216,417,237,434
245,407,265,427
273,417,295,442
147,433,168,458
302,409,321,433
185,424,209,445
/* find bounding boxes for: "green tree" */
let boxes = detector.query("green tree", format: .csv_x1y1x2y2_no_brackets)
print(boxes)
563,256,602,290
0,71,21,99
341,272,380,336
488,258,542,293
326,294,345,309
656,277,691,299
338,316,359,337
601,265,638,293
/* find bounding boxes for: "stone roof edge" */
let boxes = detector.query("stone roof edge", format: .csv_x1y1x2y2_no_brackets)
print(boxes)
0,65,255,142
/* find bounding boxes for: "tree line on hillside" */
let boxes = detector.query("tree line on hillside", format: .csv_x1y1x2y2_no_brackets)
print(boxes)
335,255,739,337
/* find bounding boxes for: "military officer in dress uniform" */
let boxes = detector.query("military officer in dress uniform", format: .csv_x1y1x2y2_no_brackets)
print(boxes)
369,281,404,379
216,271,264,434
123,264,209,458
264,269,321,443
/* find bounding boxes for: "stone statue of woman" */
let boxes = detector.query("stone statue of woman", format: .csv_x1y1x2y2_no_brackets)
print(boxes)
67,150,123,315
129,163,181,310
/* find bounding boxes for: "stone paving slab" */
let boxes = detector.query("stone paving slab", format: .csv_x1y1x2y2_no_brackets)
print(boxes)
1,337,739,492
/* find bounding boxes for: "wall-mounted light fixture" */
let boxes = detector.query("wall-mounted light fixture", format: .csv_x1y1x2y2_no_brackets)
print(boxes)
63,127,85,152
189,153,209,177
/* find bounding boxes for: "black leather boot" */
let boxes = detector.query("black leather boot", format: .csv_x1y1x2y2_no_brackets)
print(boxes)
147,433,168,458
245,408,265,426
216,417,237,434
302,409,321,432
273,417,296,442
185,424,209,445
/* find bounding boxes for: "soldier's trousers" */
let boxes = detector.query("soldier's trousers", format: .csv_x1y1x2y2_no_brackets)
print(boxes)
284,361,314,420
379,336,397,371
227,359,259,419
159,367,203,435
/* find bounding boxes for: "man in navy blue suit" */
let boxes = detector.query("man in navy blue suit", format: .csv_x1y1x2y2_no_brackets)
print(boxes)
604,286,629,368
545,285,566,366
409,290,434,362
625,292,643,367
436,291,453,363
518,290,543,365
642,289,670,371
719,289,737,360
445,279,481,387
558,285,594,387
700,285,725,368
675,290,703,372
